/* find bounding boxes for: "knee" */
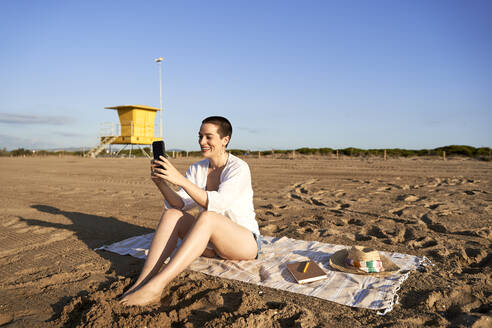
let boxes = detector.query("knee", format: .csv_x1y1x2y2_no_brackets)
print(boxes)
196,211,217,227
161,208,184,222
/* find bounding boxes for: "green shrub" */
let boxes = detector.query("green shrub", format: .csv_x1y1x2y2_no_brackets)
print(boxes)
228,149,248,156
436,145,475,157
475,147,491,157
319,148,333,155
296,147,318,155
10,148,32,156
340,147,364,156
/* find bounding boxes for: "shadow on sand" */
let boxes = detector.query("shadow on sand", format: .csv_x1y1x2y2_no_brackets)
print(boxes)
26,204,154,249
19,204,156,321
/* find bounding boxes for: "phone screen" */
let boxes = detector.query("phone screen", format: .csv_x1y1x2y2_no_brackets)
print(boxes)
152,140,168,163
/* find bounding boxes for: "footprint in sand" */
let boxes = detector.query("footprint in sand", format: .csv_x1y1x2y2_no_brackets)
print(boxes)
348,218,364,226
424,203,442,210
457,246,489,266
367,226,388,239
302,227,315,234
289,192,329,207
290,179,318,192
265,211,282,217
261,224,286,234
354,233,372,241
334,190,346,197
389,206,413,216
260,203,289,210
436,209,454,216
387,183,406,190
420,213,448,233
310,198,328,206
426,176,478,187
386,226,419,244
298,219,320,228
402,227,418,241
290,193,303,201
424,285,488,326
424,177,442,187
463,189,486,196
396,194,423,202
408,236,438,249
329,202,350,211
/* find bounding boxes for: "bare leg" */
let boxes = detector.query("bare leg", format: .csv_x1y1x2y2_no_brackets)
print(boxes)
120,211,258,306
122,208,194,297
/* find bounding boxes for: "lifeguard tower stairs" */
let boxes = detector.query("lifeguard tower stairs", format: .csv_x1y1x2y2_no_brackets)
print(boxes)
87,105,162,158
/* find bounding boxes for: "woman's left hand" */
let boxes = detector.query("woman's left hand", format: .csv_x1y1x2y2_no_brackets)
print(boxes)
152,156,187,187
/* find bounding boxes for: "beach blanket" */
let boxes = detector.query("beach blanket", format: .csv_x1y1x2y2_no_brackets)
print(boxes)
95,234,430,314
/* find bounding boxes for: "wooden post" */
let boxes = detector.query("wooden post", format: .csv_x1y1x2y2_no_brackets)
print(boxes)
271,149,275,158
336,149,339,160
292,150,296,159
186,151,189,158
443,151,446,161
384,149,387,160
258,151,261,158
172,151,175,158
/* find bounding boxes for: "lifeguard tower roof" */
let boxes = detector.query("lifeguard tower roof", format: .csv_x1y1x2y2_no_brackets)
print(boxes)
105,105,160,111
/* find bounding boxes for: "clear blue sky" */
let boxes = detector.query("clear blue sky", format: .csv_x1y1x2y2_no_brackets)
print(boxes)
1,0,490,151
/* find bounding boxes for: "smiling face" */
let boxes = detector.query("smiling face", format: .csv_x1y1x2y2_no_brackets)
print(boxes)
198,123,230,158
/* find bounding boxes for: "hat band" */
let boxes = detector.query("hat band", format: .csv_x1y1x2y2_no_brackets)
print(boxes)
346,258,383,273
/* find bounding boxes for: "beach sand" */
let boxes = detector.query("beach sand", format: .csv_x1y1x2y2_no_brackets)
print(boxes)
0,156,490,327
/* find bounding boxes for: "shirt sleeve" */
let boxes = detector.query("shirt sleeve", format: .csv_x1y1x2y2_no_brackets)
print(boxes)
207,162,251,213
164,165,198,211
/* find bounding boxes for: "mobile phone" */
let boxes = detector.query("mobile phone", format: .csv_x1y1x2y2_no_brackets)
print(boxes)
152,141,168,168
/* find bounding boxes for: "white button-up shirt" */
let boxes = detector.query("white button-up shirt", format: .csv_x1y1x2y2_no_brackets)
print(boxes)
165,153,259,235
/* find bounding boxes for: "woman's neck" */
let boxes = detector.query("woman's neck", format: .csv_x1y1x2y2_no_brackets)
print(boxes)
208,151,229,170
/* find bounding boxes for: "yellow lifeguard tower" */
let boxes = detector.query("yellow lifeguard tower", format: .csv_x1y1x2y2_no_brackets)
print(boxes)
87,104,162,158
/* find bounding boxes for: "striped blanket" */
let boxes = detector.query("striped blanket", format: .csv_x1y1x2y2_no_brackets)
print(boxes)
95,234,429,314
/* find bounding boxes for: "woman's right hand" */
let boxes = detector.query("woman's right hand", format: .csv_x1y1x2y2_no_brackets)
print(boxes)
150,159,166,184
150,159,185,209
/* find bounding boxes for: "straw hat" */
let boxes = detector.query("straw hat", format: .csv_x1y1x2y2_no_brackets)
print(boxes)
329,246,400,276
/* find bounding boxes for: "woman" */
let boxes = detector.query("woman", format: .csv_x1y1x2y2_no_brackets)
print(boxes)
120,116,261,306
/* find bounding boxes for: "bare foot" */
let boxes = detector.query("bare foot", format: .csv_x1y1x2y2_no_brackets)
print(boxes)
120,283,140,299
120,279,148,300
119,281,163,306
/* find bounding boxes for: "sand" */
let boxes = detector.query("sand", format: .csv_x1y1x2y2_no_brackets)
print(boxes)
0,156,490,327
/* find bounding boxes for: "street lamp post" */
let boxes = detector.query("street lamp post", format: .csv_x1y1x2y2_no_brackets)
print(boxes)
154,57,164,139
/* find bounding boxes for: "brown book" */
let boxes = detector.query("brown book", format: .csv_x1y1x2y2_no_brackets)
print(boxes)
286,261,328,284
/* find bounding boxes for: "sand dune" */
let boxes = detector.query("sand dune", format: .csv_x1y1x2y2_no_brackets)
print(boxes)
0,156,490,327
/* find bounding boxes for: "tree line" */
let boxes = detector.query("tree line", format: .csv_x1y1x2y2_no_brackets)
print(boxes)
1,145,490,160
